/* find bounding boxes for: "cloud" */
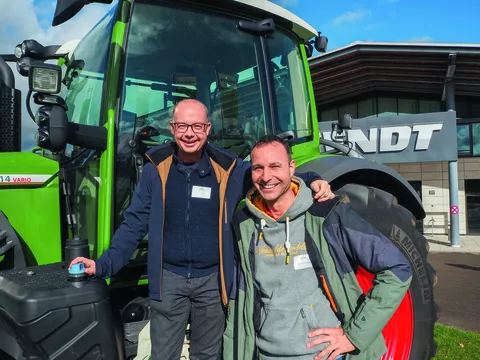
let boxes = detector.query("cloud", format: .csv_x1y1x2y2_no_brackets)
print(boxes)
330,9,371,26
408,36,434,42
0,0,114,150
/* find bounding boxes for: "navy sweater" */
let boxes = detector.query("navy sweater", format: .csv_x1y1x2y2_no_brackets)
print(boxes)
163,154,221,278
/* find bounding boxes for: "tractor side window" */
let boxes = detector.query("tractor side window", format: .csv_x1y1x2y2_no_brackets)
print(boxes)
268,34,313,141
63,8,115,126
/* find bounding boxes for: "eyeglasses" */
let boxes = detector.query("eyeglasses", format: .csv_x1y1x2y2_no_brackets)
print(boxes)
171,122,209,133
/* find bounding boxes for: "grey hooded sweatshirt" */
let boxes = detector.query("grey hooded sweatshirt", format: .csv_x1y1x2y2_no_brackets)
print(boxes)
246,177,341,360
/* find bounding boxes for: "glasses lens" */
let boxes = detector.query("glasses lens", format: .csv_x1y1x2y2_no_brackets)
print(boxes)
192,124,205,132
173,123,206,133
175,123,188,132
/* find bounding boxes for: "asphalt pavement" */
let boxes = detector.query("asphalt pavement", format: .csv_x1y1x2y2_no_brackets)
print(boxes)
428,252,480,333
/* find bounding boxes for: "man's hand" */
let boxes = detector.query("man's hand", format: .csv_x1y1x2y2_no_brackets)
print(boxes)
307,327,355,360
310,180,335,202
69,257,96,276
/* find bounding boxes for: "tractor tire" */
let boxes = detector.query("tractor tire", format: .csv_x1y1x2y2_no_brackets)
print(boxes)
335,184,438,360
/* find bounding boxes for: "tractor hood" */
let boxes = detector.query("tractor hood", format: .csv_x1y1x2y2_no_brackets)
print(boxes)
0,153,58,187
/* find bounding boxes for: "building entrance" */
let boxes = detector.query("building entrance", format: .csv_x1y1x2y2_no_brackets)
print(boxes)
465,180,480,234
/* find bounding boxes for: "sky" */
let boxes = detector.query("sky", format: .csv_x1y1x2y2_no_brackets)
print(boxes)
0,0,479,150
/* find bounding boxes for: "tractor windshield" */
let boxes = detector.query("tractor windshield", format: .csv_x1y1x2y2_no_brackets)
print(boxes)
115,2,313,225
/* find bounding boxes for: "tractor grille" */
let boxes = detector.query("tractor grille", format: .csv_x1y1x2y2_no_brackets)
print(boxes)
0,87,22,152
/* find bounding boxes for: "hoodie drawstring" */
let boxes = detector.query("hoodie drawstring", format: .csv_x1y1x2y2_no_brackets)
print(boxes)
285,216,291,265
257,218,266,245
257,217,291,265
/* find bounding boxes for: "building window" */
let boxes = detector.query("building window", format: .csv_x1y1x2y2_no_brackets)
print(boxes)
320,107,338,122
419,100,441,113
457,124,470,156
398,98,418,115
457,123,480,157
339,102,357,120
473,124,480,156
358,98,376,118
318,95,446,122
457,100,480,119
377,97,397,117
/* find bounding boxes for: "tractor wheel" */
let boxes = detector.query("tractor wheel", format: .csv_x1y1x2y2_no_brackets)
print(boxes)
335,184,438,360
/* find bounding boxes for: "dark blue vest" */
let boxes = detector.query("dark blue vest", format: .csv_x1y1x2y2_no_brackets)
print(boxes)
162,153,220,279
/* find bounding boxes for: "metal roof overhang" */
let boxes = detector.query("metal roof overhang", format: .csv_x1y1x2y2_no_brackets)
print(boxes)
308,42,480,107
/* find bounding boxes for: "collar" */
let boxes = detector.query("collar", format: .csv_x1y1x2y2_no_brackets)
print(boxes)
172,145,211,178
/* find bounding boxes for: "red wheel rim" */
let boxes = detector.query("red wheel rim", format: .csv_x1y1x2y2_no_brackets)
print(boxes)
355,266,414,360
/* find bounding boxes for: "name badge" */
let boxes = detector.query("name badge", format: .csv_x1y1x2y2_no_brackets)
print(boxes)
192,186,211,199
293,254,312,270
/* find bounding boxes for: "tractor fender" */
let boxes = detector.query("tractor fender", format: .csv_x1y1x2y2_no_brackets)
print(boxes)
296,156,426,220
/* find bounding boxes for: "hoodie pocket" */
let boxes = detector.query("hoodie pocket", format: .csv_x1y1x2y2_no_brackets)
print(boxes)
300,303,320,330
256,304,328,358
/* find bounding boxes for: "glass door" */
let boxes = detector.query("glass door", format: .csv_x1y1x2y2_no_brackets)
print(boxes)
465,180,480,234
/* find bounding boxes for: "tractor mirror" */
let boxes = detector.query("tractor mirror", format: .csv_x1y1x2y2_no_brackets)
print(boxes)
339,114,353,130
52,0,113,26
314,36,328,53
35,105,68,152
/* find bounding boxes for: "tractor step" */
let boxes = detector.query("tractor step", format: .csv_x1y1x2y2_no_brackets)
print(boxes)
124,320,149,359
124,320,149,343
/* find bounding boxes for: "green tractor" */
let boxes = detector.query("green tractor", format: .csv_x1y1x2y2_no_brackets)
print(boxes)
0,0,438,359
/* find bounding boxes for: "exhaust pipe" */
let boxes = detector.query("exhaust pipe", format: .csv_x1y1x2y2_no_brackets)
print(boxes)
0,56,22,152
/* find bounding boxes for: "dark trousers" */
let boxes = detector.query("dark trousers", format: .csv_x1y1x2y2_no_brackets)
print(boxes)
150,269,226,360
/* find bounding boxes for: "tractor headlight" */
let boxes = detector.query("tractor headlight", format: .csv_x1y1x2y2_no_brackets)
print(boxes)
14,43,24,59
28,63,62,94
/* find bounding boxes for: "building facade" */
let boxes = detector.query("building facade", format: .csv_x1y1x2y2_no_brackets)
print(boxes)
309,42,480,235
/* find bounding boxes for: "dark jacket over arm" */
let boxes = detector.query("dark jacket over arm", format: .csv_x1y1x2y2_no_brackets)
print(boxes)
94,162,155,279
323,203,413,351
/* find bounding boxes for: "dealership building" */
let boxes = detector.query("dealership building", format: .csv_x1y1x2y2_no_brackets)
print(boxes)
309,41,480,236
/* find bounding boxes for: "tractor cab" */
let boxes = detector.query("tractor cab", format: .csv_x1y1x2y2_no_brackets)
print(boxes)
22,0,328,265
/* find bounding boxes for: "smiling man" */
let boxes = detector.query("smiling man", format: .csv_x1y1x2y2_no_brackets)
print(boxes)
224,135,413,360
70,99,334,359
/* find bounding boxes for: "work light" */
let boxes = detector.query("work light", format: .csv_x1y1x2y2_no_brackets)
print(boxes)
28,63,62,94
14,40,45,59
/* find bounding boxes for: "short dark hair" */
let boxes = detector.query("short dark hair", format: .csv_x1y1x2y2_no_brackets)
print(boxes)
251,135,292,162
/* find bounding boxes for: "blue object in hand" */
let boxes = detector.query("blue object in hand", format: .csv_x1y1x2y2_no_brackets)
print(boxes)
69,263,86,275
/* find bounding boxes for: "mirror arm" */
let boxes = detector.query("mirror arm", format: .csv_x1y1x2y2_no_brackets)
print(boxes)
67,123,107,152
